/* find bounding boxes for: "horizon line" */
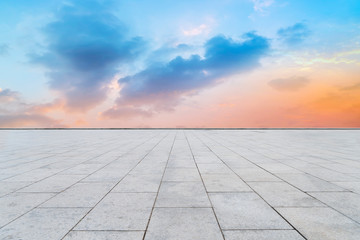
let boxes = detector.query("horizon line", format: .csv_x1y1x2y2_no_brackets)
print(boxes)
0,128,359,130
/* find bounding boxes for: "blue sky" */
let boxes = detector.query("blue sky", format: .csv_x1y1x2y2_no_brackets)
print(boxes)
0,0,360,127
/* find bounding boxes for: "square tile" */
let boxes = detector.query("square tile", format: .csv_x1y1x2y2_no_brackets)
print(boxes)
145,208,223,240
75,193,156,230
210,192,292,230
156,181,210,207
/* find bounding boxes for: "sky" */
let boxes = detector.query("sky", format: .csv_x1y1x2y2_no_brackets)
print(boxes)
0,0,360,128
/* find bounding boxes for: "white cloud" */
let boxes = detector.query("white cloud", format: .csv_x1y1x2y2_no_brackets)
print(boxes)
182,24,209,36
251,0,274,12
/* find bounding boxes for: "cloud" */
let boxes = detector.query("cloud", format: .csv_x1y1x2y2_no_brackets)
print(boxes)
341,82,360,91
103,32,270,118
251,0,274,13
0,44,9,55
0,114,65,128
0,88,65,127
277,23,311,45
0,88,28,114
268,76,310,91
146,43,195,64
29,98,65,114
183,24,210,36
101,106,152,119
0,88,20,103
29,0,146,111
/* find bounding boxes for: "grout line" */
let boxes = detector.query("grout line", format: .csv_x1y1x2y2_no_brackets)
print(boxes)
70,229,145,232
185,131,226,240
200,130,360,226
60,132,171,239
0,133,157,197
221,228,301,231
141,131,177,240
0,133,161,231
192,131,309,240
37,207,92,209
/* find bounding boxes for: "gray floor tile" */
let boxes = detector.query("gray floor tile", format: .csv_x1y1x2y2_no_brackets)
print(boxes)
40,182,114,207
197,164,233,174
202,174,251,192
332,181,360,194
64,230,144,240
277,207,360,240
167,159,196,168
112,174,162,193
223,230,305,240
258,163,302,173
323,163,360,174
3,168,62,182
0,181,33,197
275,173,347,192
0,192,54,227
145,208,223,240
156,181,210,207
309,192,360,222
163,168,201,181
0,208,89,240
75,193,156,230
81,166,131,182
210,192,292,229
1,130,360,239
194,155,223,164
233,167,281,182
249,182,324,207
61,164,105,175
304,167,358,182
18,174,85,193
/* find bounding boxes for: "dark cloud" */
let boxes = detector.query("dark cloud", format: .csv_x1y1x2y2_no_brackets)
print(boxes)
103,32,270,118
29,0,146,111
268,76,310,91
277,23,311,45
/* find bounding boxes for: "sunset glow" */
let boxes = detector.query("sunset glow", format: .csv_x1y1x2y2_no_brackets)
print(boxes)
1,0,359,127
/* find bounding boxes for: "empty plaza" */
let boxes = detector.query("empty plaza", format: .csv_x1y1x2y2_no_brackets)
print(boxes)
0,130,360,240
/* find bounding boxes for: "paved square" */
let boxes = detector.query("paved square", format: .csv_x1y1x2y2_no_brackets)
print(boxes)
0,129,360,239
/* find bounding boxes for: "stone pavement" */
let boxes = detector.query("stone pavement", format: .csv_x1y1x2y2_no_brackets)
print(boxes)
0,129,360,240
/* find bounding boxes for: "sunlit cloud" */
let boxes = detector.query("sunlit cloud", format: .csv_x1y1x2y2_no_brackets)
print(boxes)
103,32,270,118
268,76,310,91
182,24,210,36
293,48,360,66
0,114,65,128
0,88,64,127
0,88,19,103
341,82,360,91
1,0,359,127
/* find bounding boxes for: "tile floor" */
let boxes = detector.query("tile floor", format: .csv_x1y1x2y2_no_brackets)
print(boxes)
0,130,359,239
